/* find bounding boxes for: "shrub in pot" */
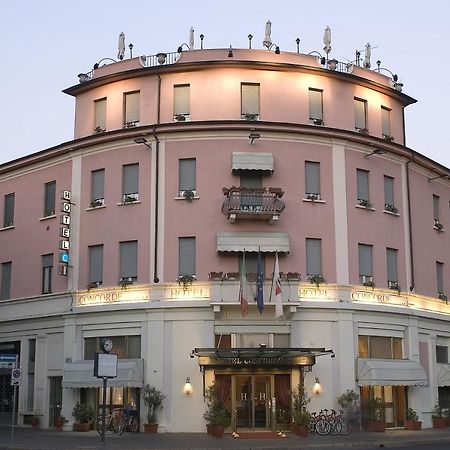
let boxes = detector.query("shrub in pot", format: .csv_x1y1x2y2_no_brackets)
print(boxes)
365,397,386,432
72,402,94,432
203,382,219,434
292,385,311,437
432,402,447,428
211,405,231,438
54,415,67,430
337,389,360,427
405,407,422,430
143,384,166,433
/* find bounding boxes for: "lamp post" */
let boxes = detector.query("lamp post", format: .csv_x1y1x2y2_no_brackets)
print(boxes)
296,38,300,53
248,34,253,49
129,43,133,59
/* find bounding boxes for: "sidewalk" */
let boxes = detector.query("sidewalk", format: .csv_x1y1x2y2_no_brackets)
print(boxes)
1,426,450,450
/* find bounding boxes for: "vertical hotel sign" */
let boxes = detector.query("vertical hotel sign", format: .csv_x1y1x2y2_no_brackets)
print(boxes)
58,190,72,276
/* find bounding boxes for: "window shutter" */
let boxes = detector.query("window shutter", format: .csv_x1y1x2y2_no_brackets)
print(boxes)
306,238,322,276
436,261,444,293
433,195,440,221
381,107,390,136
179,159,196,191
4,193,14,227
91,169,105,201
89,245,103,284
94,98,106,130
174,85,190,115
240,172,262,189
179,237,196,276
305,161,320,195
386,248,397,282
357,169,369,201
354,99,366,129
124,92,140,123
384,176,394,206
241,84,260,115
42,254,53,268
120,241,138,279
123,164,139,195
358,244,373,276
0,262,11,300
309,89,323,120
44,181,56,216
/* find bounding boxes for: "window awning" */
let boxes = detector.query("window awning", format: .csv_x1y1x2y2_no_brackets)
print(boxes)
357,358,427,386
232,152,274,172
437,364,450,387
62,359,144,388
216,232,290,253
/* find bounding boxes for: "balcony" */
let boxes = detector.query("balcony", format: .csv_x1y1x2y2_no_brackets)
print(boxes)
222,187,285,223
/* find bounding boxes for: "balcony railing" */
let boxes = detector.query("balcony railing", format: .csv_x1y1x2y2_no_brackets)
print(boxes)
222,187,285,223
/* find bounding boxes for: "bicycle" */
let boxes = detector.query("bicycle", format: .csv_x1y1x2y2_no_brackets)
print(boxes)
96,408,122,435
115,409,139,435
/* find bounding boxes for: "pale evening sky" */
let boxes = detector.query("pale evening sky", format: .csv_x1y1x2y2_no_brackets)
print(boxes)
1,1,449,168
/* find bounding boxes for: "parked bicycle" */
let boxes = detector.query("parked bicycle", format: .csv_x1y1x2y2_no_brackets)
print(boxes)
309,409,351,435
114,407,139,435
96,408,122,435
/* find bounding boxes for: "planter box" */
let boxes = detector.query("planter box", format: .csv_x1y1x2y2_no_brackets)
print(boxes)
206,423,213,434
144,423,158,433
432,417,446,428
212,424,225,438
365,421,386,432
73,422,90,432
294,424,309,437
405,420,422,430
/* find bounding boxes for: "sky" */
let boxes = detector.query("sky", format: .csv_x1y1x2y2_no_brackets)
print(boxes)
1,1,449,168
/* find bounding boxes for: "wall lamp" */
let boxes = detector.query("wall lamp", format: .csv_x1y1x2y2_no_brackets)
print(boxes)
183,377,193,395
364,148,386,159
248,34,253,49
249,130,260,144
133,137,152,149
313,377,322,395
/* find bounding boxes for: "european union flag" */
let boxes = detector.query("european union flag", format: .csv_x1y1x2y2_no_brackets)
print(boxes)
255,250,264,314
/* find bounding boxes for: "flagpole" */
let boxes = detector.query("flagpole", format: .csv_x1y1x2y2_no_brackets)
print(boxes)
269,252,276,303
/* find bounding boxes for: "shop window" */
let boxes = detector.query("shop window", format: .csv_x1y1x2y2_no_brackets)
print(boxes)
305,161,321,200
437,345,449,363
119,241,138,283
27,339,36,410
91,169,105,207
84,336,141,360
123,91,140,127
122,164,139,203
42,253,53,294
173,84,190,121
3,193,14,227
309,88,323,125
241,83,260,120
44,181,56,217
0,261,11,300
94,97,106,133
179,158,196,196
358,335,403,359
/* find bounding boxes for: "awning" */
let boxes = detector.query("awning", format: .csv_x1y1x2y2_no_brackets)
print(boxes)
216,232,290,253
357,358,427,386
62,359,144,388
232,152,274,172
437,364,450,386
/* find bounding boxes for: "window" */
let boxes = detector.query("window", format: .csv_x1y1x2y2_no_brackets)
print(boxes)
3,193,14,227
358,335,403,359
44,181,56,217
123,91,140,127
381,106,391,139
359,244,373,284
27,339,36,410
309,88,323,124
120,241,138,283
239,172,263,210
94,98,106,132
241,83,260,120
305,161,321,199
356,169,370,206
179,158,196,195
436,345,449,364
436,261,444,295
239,252,265,279
178,237,196,276
383,176,395,212
0,262,12,300
306,238,322,277
354,98,367,131
173,84,190,121
386,248,398,287
91,169,105,207
42,253,53,294
433,194,441,227
122,164,139,202
88,245,103,286
84,336,141,360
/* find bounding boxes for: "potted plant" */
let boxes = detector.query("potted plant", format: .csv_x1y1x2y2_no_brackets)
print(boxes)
364,397,386,432
432,402,447,428
54,415,67,430
72,402,93,432
337,390,360,426
292,385,311,437
309,275,326,288
211,405,231,438
405,407,422,430
203,382,218,434
143,384,165,433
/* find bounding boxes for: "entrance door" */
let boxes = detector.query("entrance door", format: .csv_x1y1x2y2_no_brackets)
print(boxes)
235,375,271,430
49,377,62,426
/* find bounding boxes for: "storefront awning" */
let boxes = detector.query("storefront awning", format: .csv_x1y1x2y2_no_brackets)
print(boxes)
357,358,427,386
232,152,274,172
216,232,290,253
62,359,144,388
437,364,450,386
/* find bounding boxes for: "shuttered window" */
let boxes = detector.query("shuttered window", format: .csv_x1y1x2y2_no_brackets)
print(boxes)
309,89,323,121
357,169,369,202
354,98,367,130
89,245,103,284
384,176,394,207
179,237,196,276
42,254,53,294
0,262,12,300
44,181,56,217
386,248,398,283
120,241,138,281
433,194,440,221
3,193,14,227
124,91,140,126
436,261,444,294
241,83,260,118
94,98,106,131
305,161,320,196
306,238,322,276
239,252,265,278
174,84,190,117
122,164,139,200
179,159,196,191
91,169,105,203
381,106,391,137
358,244,373,277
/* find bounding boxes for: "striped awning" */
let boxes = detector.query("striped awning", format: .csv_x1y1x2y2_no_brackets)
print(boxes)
232,152,274,172
216,232,290,253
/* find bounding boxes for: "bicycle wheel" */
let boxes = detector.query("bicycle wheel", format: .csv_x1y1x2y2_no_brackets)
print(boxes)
112,416,125,435
96,417,104,435
129,417,139,432
330,420,342,435
339,420,351,435
315,419,331,435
